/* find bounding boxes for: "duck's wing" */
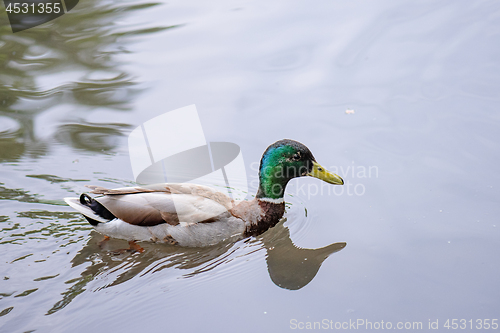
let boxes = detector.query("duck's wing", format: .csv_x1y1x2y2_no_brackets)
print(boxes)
87,183,234,208
87,184,235,227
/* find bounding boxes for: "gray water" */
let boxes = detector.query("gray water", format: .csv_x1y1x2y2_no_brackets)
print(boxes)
1,0,499,332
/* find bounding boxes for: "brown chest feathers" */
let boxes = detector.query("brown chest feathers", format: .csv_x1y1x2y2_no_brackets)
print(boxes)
230,199,285,237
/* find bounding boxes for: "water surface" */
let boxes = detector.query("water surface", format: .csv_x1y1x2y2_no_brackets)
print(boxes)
1,0,499,332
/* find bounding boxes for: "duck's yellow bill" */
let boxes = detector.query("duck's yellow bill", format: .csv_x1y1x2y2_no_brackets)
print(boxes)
307,161,344,185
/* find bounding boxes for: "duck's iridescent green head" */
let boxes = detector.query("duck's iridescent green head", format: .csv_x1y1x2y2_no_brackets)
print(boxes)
256,139,344,200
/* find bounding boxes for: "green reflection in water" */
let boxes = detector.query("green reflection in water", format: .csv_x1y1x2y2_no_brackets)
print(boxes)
33,274,60,281
0,1,178,161
14,288,38,298
26,174,89,184
0,183,41,203
55,122,130,152
46,274,93,315
10,253,34,263
0,182,78,206
1,210,89,245
0,306,14,317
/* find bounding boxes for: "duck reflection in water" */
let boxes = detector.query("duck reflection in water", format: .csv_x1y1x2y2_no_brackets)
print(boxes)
262,219,346,290
48,218,345,314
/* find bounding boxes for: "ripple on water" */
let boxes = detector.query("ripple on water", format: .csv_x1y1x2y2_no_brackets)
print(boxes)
0,116,21,137
283,192,312,243
254,44,312,72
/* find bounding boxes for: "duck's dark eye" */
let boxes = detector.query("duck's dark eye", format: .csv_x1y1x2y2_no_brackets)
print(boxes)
291,153,301,161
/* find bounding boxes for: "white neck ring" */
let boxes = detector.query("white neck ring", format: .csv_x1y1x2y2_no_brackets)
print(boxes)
258,197,284,204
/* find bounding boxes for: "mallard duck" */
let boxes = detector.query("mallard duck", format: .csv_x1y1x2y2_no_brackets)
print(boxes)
64,139,344,250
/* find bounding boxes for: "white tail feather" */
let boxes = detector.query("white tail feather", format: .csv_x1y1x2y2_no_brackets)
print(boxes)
64,197,110,223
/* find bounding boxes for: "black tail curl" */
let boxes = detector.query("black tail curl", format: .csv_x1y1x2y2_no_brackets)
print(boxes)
79,193,116,226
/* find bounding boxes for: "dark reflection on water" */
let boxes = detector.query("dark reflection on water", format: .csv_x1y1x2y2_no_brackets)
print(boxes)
263,220,346,290
0,182,41,204
1,209,89,245
55,122,130,152
0,1,177,162
46,219,345,315
25,174,89,184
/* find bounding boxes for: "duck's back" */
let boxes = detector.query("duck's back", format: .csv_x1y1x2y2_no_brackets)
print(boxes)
74,183,248,246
